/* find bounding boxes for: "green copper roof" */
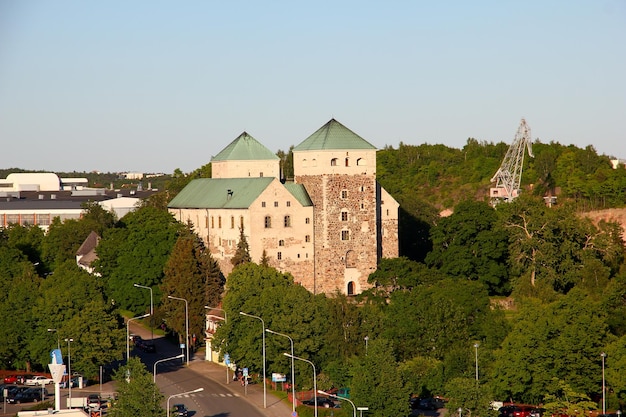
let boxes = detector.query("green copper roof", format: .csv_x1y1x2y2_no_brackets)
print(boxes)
293,119,377,151
167,178,313,209
168,177,274,209
212,132,279,161
284,182,313,206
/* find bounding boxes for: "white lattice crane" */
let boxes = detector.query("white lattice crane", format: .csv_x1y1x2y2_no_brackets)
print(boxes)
490,119,534,204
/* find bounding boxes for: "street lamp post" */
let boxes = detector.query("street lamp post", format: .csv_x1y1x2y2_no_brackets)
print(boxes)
65,338,74,406
364,336,369,355
285,353,317,417
266,328,296,413
318,390,356,417
601,352,607,415
126,313,150,360
168,295,189,366
153,354,185,382
134,284,154,341
474,343,480,382
166,388,204,417
240,311,266,408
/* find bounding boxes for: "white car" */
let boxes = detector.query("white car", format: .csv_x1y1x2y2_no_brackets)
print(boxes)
25,375,54,386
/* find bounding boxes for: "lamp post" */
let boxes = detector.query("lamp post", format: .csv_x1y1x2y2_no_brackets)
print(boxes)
285,353,317,417
47,328,60,351
474,343,480,381
65,338,74,406
266,328,296,413
166,388,204,417
364,336,369,355
601,352,607,415
133,284,153,341
240,311,266,408
126,313,150,360
168,295,189,366
154,354,185,382
319,390,356,417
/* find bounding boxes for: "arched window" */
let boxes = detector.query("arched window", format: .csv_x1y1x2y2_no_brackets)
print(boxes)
345,157,349,167
347,281,355,296
356,158,365,166
264,216,271,228
331,158,338,166
346,250,357,268
279,239,285,247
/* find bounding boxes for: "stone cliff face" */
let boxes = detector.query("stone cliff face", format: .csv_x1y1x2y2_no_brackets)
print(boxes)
583,208,626,242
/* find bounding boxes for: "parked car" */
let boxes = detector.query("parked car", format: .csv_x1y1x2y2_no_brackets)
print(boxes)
7,387,44,404
302,397,337,408
25,375,54,386
3,375,18,384
172,404,189,417
16,374,33,384
88,394,102,408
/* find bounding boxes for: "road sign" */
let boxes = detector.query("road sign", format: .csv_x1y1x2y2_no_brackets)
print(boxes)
243,368,248,377
224,353,230,365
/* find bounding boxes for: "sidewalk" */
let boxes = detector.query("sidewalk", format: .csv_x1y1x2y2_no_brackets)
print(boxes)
189,359,295,417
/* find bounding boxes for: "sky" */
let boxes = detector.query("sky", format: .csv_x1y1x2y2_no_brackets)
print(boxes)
1,0,624,174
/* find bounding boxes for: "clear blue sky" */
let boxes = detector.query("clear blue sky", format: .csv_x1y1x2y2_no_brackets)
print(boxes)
1,0,624,174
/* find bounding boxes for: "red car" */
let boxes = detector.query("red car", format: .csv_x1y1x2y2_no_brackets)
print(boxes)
3,375,18,384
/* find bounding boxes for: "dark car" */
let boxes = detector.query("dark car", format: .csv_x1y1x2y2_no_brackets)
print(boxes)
172,404,189,417
302,397,337,408
8,387,47,404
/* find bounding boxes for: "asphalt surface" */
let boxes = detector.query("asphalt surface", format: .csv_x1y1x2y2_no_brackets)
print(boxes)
1,322,293,417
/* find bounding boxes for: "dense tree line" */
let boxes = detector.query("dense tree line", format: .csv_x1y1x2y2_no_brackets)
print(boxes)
2,139,626,416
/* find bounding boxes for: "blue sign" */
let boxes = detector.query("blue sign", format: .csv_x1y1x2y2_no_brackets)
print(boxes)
224,353,230,365
50,349,63,365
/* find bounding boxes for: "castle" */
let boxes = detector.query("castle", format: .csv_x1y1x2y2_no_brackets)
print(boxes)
168,119,399,295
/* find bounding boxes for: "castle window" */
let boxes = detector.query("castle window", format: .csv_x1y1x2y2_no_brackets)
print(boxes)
205,216,208,228
331,158,337,166
230,216,235,229
305,217,310,224
211,216,214,228
265,216,272,228
302,159,308,167
361,203,365,210
341,211,349,221
347,281,355,296
274,201,279,207
284,215,291,227
277,252,282,260
341,230,350,241
240,216,244,228
286,201,291,207
346,250,357,268
345,158,349,167
357,158,365,166
360,186,364,192
260,172,264,177
341,190,348,199
305,235,311,243
218,216,222,228
262,201,266,207
279,239,285,247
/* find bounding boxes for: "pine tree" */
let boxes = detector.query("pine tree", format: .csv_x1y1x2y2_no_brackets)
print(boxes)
231,226,252,267
260,249,270,266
